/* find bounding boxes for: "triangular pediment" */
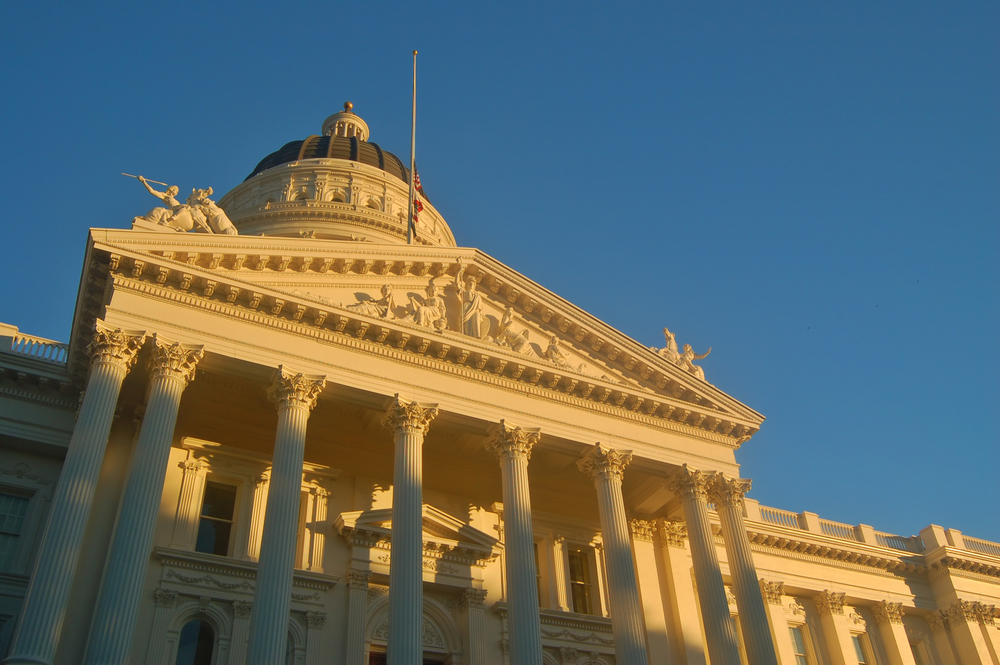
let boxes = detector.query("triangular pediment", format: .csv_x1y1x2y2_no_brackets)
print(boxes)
334,504,501,566
77,230,763,448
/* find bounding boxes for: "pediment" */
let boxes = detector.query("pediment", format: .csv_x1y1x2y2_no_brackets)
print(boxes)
335,504,501,566
78,230,764,448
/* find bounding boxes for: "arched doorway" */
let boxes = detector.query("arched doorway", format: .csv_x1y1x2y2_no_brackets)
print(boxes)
175,619,214,665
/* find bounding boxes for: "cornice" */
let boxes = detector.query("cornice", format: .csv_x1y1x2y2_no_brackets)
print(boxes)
90,247,755,448
87,229,762,427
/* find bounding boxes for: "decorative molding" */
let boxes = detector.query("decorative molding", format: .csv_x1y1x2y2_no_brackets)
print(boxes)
381,394,439,436
656,520,688,548
147,335,204,386
232,600,252,619
348,569,371,590
629,519,655,542
872,600,903,625
665,464,710,502
759,579,784,605
707,474,752,509
485,419,540,462
576,443,632,484
461,587,488,609
925,610,944,631
814,590,846,616
306,611,326,628
788,601,806,616
88,322,147,370
153,588,178,608
266,366,326,411
848,610,866,627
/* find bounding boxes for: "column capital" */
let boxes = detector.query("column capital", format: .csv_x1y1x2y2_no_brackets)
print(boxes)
629,519,655,542
944,600,995,625
576,442,632,483
925,610,945,632
88,322,146,370
460,587,488,609
665,464,711,502
380,393,439,435
148,335,205,386
347,569,371,590
707,473,752,508
233,600,252,619
872,600,903,625
152,589,178,608
306,611,326,628
656,519,688,548
814,590,846,616
267,366,327,411
485,419,540,462
759,579,784,605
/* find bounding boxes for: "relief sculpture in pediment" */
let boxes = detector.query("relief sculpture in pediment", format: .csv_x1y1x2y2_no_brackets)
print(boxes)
495,307,535,356
346,284,397,320
407,284,448,332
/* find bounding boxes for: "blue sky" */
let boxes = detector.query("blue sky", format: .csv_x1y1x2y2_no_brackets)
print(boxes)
1,2,997,541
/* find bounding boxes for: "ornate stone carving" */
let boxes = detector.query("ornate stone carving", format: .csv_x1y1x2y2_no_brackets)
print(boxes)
346,284,397,319
944,600,995,625
456,262,489,340
406,283,448,332
788,601,806,616
460,587,488,609
485,419,540,461
496,306,534,356
198,596,211,612
576,442,632,483
925,610,945,631
153,589,178,608
348,569,371,590
232,600,252,619
148,335,205,386
872,600,903,625
381,394,439,435
131,176,235,234
657,519,688,547
814,590,846,616
665,464,711,502
725,586,737,605
653,327,711,379
87,323,146,369
306,611,326,628
544,335,573,368
759,579,784,605
848,610,866,627
707,474,752,509
266,366,327,411
629,519,655,542
559,647,579,664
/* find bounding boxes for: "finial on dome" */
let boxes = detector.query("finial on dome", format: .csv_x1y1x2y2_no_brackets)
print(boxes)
322,102,369,141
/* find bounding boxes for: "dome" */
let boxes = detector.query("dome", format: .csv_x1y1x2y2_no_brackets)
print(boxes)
218,103,454,247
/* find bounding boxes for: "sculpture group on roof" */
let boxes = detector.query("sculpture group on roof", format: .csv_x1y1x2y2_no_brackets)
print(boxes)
132,175,238,235
654,327,711,381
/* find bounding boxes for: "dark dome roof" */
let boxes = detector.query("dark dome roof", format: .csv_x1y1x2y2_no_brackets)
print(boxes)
244,135,427,199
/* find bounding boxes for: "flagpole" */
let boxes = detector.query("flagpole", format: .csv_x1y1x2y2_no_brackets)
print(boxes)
407,50,417,245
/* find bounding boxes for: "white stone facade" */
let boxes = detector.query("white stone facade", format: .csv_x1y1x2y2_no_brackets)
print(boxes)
0,109,997,665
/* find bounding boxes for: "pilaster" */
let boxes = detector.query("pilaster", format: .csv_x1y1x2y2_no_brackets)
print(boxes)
170,457,208,549
461,588,489,665
871,601,917,665
305,611,326,665
246,472,270,560
630,519,670,663
924,611,958,665
144,589,180,665
656,519,706,665
230,601,253,665
759,580,797,665
346,570,371,665
813,591,856,665
485,420,543,665
4,323,145,665
941,601,996,665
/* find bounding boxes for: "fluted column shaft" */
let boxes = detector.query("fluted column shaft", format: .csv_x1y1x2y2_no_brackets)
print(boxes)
4,325,145,665
578,444,649,665
709,474,779,665
486,421,542,665
381,396,438,665
85,337,203,665
666,465,740,665
245,369,326,665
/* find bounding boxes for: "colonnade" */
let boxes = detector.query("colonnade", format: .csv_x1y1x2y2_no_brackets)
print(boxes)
3,323,775,665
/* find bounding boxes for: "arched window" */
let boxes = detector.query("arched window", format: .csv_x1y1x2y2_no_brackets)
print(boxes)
175,619,214,665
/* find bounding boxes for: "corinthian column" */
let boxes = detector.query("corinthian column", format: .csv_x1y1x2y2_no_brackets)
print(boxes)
485,420,542,665
708,474,778,665
665,465,740,665
577,443,649,665
245,368,326,665
380,395,438,665
85,336,204,665
4,323,145,665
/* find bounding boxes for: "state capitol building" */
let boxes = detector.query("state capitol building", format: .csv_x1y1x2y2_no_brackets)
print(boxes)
0,104,996,665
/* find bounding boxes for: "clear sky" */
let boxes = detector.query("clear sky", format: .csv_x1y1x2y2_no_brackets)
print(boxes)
1,2,997,542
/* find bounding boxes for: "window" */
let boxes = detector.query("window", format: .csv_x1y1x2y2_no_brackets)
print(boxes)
789,626,810,665
567,547,594,615
195,482,237,556
0,492,30,571
852,635,871,665
175,619,214,665
533,543,543,606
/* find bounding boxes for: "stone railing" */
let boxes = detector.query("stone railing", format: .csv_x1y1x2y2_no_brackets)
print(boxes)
749,500,925,552
963,536,1000,558
758,505,799,529
820,518,859,542
4,331,69,365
